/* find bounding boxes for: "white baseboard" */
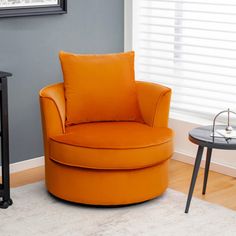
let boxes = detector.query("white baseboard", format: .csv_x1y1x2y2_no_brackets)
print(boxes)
173,152,236,177
0,156,44,176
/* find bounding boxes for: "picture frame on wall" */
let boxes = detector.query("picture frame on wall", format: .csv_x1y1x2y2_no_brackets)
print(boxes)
0,0,67,18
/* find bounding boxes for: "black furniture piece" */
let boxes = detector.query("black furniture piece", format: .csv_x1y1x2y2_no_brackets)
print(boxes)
185,125,236,213
0,71,13,209
0,0,67,18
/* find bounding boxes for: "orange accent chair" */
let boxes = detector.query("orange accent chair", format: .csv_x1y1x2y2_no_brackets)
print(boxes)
40,81,173,205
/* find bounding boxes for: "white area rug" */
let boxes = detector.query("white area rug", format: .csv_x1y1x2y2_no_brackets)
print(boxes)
0,182,236,236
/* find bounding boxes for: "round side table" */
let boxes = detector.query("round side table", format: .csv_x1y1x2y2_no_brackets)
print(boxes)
185,125,236,213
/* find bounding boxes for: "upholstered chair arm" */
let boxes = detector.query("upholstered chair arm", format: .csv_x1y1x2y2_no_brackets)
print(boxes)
136,81,172,128
39,83,66,151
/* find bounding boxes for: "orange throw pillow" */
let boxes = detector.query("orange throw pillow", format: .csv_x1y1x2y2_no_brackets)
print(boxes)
59,51,143,125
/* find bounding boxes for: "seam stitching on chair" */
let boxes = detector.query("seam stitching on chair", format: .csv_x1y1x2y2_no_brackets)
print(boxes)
50,137,173,150
48,153,173,171
41,96,65,133
152,89,170,127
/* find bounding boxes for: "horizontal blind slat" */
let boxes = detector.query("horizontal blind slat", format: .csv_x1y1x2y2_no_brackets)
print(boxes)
139,54,236,70
137,70,236,87
140,23,236,34
141,6,236,16
140,31,236,43
140,39,236,52
142,0,236,7
140,47,236,61
139,63,236,79
140,15,236,25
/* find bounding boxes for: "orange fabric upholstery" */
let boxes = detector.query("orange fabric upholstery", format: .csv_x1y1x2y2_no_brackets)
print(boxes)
59,51,142,125
136,81,171,127
54,122,173,149
46,158,169,205
39,80,173,205
40,83,66,133
50,122,173,169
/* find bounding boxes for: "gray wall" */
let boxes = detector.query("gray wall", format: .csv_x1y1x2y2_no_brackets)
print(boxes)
0,0,124,164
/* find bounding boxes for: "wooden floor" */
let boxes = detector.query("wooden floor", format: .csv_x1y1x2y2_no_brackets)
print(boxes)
169,159,236,211
4,158,236,211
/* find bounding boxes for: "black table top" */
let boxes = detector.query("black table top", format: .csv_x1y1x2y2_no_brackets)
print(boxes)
0,71,12,78
189,125,236,150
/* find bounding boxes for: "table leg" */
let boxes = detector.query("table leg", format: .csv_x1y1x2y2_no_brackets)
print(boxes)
185,145,204,213
202,148,212,195
0,77,12,209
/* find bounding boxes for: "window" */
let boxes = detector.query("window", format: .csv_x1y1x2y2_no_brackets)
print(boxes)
129,0,236,123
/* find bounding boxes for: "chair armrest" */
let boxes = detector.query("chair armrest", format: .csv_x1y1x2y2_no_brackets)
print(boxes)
39,82,66,142
136,81,172,128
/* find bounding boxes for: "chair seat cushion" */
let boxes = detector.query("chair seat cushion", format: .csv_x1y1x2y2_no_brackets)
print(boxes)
49,122,173,170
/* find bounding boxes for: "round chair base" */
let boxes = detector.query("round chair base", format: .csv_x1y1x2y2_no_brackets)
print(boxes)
45,159,169,205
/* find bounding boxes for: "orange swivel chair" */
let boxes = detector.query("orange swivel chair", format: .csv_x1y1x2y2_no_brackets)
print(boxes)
39,51,173,205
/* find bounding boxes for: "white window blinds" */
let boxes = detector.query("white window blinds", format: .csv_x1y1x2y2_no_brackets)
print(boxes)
132,0,236,122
